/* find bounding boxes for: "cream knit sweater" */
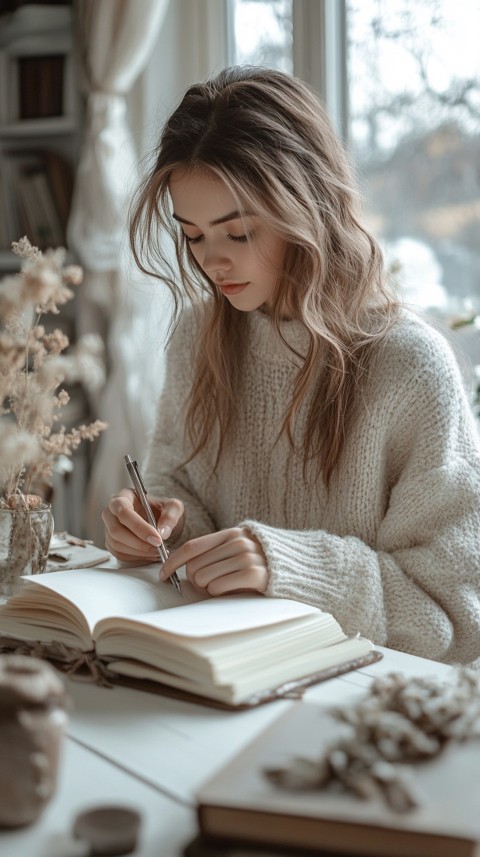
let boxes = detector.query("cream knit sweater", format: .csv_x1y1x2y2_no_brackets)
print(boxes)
144,307,480,665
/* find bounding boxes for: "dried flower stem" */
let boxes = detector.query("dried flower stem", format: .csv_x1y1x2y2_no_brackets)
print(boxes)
0,238,107,502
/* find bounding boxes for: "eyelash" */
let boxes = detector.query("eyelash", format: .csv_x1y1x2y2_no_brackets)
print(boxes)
184,233,252,245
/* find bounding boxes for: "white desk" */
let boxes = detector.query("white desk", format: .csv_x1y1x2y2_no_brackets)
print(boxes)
0,738,196,857
0,647,453,857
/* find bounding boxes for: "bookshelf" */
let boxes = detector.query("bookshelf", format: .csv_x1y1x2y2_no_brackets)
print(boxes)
0,1,80,271
0,3,94,537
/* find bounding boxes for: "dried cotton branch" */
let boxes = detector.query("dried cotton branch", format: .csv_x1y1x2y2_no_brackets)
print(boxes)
264,669,480,813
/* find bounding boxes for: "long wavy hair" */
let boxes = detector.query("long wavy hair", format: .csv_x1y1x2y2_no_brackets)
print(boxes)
130,66,400,486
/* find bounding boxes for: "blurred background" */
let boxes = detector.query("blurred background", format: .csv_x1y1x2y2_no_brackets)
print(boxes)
1,0,479,543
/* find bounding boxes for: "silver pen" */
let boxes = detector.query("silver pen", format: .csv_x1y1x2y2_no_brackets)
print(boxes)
124,454,182,596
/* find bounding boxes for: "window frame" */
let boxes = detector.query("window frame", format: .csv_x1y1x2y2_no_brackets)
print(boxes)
292,0,348,140
225,0,348,139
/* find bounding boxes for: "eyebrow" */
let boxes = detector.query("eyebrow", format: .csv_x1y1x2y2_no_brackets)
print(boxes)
172,210,252,227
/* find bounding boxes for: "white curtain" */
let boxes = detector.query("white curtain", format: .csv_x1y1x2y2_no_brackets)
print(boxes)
68,0,171,546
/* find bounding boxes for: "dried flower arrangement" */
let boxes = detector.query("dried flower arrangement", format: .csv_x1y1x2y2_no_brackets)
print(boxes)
0,238,107,510
265,669,480,813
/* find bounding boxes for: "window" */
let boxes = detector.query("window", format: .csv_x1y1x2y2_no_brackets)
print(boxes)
347,0,480,316
228,0,293,72
227,0,480,320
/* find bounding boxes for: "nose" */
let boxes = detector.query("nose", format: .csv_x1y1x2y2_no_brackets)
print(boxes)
201,239,232,278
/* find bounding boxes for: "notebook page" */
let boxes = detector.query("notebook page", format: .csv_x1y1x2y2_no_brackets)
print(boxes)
115,595,324,639
8,565,205,637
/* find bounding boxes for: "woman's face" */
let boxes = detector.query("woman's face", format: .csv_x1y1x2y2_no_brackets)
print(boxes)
169,168,286,313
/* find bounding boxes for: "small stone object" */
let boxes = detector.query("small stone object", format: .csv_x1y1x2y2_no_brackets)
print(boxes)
73,805,142,856
0,654,69,827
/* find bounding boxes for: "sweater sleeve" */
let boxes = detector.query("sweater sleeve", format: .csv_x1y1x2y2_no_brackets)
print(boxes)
142,311,217,546
241,331,480,666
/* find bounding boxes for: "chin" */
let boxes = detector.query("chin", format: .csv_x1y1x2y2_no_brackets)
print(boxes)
226,297,269,313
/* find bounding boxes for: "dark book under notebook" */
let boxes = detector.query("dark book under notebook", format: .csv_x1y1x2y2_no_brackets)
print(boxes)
0,565,380,709
184,835,355,857
196,701,480,856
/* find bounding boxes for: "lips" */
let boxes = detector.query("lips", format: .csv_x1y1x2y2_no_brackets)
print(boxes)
217,282,249,296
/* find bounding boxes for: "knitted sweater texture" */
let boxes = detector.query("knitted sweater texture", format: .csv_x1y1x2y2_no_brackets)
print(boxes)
144,307,480,665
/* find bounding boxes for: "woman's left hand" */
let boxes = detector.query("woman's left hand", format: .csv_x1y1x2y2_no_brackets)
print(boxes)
159,527,268,595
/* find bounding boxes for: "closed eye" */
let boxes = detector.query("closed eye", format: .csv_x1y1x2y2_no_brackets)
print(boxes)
227,233,250,243
183,232,254,245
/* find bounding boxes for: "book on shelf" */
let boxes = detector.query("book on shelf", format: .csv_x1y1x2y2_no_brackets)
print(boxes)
0,150,34,250
0,149,73,251
0,565,379,709
18,54,65,120
0,158,9,250
18,164,64,247
41,149,74,231
196,701,480,857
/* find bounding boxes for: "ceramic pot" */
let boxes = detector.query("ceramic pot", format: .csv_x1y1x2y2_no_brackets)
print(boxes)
0,655,69,828
0,499,54,599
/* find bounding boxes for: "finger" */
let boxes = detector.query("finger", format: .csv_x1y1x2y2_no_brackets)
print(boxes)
160,529,241,579
160,528,265,590
107,489,162,532
187,547,266,591
105,538,159,563
106,495,164,546
155,497,184,540
185,531,263,580
106,535,160,559
188,529,268,594
188,554,241,587
205,567,268,596
108,488,136,508
102,506,162,557
187,547,261,588
105,532,161,561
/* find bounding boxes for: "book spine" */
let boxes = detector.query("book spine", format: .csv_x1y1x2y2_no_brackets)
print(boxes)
18,55,65,121
1,152,72,249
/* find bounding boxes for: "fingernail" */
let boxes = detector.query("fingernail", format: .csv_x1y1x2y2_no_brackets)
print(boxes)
159,525,171,539
159,568,167,581
147,536,162,546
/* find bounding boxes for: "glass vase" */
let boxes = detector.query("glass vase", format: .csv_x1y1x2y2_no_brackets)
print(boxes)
0,501,54,600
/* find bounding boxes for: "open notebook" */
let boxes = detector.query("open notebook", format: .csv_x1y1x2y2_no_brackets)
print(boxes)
0,564,381,708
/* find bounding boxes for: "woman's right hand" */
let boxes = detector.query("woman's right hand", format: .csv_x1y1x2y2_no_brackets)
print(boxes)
102,488,185,562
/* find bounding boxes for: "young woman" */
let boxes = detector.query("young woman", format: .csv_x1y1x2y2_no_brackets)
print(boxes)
102,66,480,665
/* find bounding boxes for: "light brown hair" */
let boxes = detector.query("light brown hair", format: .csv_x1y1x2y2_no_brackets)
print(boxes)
130,66,399,485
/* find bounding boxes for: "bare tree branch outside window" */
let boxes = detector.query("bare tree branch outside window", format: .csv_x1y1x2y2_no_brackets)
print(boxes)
348,0,480,316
